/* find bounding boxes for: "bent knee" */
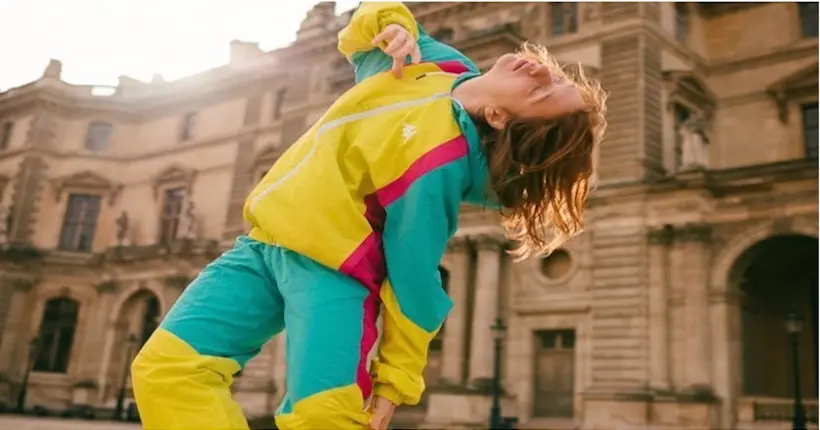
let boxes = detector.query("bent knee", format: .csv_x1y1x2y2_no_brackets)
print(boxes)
131,329,240,390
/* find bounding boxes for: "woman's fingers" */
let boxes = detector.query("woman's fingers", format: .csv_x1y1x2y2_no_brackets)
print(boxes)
372,24,421,78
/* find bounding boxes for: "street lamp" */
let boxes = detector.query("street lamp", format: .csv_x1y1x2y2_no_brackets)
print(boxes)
490,318,507,429
786,310,806,430
15,337,40,414
115,334,139,421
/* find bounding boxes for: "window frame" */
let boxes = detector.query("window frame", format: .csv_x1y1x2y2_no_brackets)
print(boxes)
549,3,579,37
57,193,102,253
158,186,187,246
801,102,818,159
33,297,80,374
0,121,13,150
798,2,818,39
180,111,198,142
84,121,113,152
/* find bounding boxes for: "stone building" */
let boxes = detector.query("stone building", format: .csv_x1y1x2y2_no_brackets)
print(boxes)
0,2,817,429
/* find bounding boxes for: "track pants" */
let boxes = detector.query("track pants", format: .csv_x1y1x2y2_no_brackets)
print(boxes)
131,236,379,429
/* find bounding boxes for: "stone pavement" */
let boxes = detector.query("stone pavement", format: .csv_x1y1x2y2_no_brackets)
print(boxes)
0,416,142,430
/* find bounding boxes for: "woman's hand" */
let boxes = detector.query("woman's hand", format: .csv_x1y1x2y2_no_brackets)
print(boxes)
372,23,422,78
368,396,397,430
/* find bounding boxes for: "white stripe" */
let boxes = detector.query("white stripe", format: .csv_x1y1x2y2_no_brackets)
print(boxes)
249,91,452,212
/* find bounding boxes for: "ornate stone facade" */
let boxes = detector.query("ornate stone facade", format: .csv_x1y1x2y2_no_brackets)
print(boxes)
0,2,817,429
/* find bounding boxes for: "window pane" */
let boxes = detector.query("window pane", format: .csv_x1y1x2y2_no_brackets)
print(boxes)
803,103,818,158
59,194,101,252
0,122,13,149
551,3,565,36
34,298,79,373
566,3,578,33
800,2,819,38
85,122,113,152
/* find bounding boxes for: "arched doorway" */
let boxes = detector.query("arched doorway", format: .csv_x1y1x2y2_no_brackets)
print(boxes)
736,235,817,399
104,290,161,402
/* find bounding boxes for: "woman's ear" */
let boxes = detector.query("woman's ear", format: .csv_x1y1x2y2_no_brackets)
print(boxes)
483,106,510,130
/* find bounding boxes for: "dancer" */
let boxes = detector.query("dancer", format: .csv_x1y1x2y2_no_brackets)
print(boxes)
131,2,607,429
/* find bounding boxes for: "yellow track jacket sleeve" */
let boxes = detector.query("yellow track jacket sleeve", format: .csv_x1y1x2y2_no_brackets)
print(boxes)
337,2,420,77
370,147,469,406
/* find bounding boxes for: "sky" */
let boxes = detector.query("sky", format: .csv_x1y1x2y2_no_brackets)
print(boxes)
0,0,359,91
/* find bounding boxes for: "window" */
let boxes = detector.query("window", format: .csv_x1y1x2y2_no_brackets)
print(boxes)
272,88,287,121
675,3,689,43
550,3,578,36
803,102,818,158
180,111,197,141
33,298,79,373
673,103,692,171
139,296,160,346
84,121,113,152
158,187,186,245
0,121,12,150
58,194,101,252
799,2,818,38
533,329,576,418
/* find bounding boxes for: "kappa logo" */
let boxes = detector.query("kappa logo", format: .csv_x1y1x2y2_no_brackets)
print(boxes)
402,123,417,143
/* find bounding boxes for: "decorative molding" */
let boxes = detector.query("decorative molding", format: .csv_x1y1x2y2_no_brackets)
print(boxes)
0,173,9,198
766,63,819,123
94,280,119,295
151,164,197,199
446,236,470,253
675,223,713,243
471,234,507,252
50,170,123,206
647,225,675,246
8,276,36,292
663,71,718,119
162,274,192,291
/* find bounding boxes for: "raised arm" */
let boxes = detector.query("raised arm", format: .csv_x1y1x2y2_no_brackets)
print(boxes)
371,142,469,407
338,2,479,82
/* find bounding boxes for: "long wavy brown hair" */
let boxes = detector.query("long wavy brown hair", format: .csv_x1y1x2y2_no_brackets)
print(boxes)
481,43,608,260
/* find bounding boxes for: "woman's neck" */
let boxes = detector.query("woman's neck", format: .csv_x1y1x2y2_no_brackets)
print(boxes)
451,75,486,118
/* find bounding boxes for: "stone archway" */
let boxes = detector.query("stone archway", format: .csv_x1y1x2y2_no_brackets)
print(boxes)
102,289,161,404
709,219,818,427
733,235,818,399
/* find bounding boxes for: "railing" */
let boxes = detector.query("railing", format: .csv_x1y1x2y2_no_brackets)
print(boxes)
738,396,819,424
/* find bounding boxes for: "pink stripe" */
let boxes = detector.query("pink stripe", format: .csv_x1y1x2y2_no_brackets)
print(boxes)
340,135,469,400
356,291,380,400
435,60,471,75
376,136,469,207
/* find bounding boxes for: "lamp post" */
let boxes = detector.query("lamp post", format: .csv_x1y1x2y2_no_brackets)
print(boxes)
15,337,40,414
490,318,507,429
114,334,139,421
786,311,806,430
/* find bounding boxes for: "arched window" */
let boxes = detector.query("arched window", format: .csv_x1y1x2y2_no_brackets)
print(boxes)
139,296,160,346
34,297,79,373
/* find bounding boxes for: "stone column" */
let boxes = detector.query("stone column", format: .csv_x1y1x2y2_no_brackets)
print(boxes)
467,235,503,384
78,280,119,383
441,237,470,384
647,226,673,392
678,223,713,391
0,278,35,377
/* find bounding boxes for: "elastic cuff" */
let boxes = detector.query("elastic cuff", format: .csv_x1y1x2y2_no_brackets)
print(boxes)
373,383,403,406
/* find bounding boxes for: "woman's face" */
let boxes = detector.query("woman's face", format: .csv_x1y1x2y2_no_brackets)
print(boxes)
479,53,587,129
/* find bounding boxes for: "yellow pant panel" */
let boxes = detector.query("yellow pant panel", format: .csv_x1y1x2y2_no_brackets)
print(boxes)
131,328,248,430
275,384,369,430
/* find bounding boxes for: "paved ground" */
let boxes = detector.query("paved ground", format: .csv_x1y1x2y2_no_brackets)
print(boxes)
0,416,142,430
